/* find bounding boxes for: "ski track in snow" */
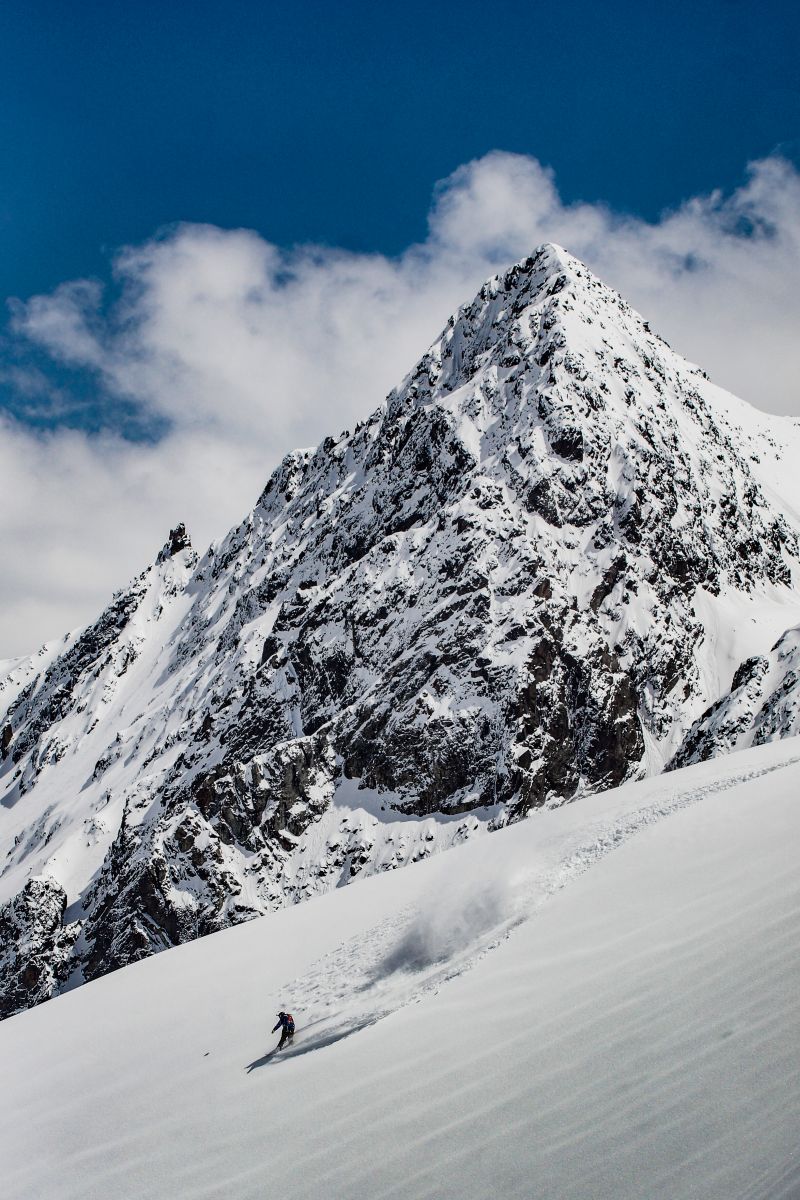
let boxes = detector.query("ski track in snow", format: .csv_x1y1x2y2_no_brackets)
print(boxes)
262,752,800,1065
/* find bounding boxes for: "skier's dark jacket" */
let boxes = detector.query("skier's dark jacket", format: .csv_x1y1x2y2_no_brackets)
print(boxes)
272,1012,295,1034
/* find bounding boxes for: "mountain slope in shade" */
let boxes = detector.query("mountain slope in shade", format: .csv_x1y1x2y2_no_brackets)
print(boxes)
3,243,800,1018
2,740,799,1200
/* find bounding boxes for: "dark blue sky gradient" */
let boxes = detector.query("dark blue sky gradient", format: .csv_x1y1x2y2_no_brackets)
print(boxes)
1,0,798,302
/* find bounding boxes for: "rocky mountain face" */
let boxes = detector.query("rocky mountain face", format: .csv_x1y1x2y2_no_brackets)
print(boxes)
3,244,800,1019
670,625,800,769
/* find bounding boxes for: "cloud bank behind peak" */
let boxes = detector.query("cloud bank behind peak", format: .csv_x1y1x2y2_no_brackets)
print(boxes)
2,151,799,656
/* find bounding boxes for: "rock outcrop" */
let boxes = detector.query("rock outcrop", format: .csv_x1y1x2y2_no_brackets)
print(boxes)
0,877,78,1014
670,627,800,769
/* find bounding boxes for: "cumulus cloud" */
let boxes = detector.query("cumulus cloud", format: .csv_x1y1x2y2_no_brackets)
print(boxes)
2,152,800,656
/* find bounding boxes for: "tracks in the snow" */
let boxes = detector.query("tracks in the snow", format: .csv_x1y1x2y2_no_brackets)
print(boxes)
262,752,800,1063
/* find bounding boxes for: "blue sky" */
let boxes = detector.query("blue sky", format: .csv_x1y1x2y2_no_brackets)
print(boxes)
1,0,800,654
1,0,798,301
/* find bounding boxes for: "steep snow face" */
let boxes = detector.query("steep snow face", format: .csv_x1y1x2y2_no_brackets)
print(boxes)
3,245,800,1018
2,741,799,1200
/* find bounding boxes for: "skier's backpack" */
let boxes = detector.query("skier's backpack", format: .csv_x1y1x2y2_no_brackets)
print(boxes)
285,1012,294,1031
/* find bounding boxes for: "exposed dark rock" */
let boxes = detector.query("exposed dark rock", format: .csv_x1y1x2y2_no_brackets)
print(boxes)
0,878,79,1019
157,523,192,563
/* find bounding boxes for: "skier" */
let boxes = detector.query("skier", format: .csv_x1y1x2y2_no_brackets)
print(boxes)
272,1010,295,1050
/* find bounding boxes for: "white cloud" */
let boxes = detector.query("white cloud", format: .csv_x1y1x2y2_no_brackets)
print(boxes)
2,152,800,656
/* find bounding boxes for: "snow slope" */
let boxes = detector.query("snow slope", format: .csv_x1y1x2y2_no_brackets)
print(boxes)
3,738,799,1200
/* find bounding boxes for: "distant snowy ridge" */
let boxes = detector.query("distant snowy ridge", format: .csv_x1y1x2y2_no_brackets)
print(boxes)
3,243,800,1019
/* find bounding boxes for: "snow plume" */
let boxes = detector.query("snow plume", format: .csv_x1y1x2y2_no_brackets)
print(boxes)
377,872,522,978
2,152,800,654
266,853,532,1058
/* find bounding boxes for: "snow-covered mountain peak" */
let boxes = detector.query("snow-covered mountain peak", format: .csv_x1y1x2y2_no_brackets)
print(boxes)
395,241,667,412
3,246,800,1019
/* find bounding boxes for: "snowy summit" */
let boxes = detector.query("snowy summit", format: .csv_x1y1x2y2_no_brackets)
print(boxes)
2,243,800,1023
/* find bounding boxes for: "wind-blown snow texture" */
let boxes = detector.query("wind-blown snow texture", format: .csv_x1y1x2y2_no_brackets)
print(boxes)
2,741,799,1200
3,244,800,1018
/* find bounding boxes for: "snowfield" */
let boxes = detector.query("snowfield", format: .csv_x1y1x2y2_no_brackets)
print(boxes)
2,738,799,1200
